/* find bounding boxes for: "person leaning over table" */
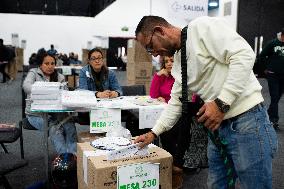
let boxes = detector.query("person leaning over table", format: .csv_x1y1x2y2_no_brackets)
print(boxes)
23,50,77,155
134,15,278,189
79,48,122,98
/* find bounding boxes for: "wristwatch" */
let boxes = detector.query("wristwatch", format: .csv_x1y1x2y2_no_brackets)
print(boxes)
214,98,230,113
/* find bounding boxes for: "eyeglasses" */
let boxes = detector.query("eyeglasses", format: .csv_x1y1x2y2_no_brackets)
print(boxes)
43,62,55,65
89,56,103,62
145,31,155,53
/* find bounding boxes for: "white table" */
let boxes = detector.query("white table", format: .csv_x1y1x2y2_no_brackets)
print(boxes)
31,96,166,187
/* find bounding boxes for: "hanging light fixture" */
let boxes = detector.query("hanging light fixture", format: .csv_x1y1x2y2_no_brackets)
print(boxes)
208,0,219,10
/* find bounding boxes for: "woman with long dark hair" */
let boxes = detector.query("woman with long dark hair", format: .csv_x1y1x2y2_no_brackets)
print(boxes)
23,51,77,155
79,48,122,97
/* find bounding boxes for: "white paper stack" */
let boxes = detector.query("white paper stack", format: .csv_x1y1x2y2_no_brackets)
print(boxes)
31,81,64,110
61,90,97,109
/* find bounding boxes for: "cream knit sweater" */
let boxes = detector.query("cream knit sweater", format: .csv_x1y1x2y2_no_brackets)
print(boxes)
152,16,264,136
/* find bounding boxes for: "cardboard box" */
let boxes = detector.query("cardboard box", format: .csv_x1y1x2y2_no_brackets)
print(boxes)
77,131,106,143
82,49,89,66
16,48,24,71
127,39,152,63
77,142,172,189
67,75,79,89
127,62,153,81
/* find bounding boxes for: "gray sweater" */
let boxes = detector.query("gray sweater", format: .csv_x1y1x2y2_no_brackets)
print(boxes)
23,68,65,115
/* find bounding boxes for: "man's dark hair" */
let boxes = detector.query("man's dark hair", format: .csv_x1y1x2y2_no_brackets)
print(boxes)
51,44,54,49
0,39,3,46
135,16,170,37
281,28,284,35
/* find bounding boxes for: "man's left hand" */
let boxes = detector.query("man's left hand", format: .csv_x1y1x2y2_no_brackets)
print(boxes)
197,101,225,131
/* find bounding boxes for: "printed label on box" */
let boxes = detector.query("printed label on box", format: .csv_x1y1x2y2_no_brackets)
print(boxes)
117,162,159,189
90,108,121,133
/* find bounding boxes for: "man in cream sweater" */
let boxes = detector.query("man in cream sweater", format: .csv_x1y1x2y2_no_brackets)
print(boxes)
134,16,278,189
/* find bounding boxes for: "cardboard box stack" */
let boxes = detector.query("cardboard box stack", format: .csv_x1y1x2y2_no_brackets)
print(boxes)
16,47,24,71
82,49,89,66
127,39,153,95
77,142,172,189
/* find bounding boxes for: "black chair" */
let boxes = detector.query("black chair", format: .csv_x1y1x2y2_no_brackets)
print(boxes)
21,69,37,130
14,68,37,163
0,124,24,159
0,150,28,189
121,85,151,137
0,123,28,189
121,85,146,96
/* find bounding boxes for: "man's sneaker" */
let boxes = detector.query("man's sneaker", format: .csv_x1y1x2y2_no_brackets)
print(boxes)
272,122,280,131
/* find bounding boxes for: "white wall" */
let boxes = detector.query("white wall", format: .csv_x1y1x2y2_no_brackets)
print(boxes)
0,0,238,65
0,13,102,65
208,0,239,30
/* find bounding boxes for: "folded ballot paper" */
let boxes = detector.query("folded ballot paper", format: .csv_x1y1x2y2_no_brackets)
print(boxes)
61,90,97,109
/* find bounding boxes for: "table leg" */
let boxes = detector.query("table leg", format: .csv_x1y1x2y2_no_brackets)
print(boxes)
43,113,50,188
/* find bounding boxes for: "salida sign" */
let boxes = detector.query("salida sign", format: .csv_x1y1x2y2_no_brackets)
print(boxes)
168,0,208,20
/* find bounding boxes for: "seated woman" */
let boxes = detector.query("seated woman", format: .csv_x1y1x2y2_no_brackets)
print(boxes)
150,56,202,173
79,48,122,97
78,48,122,125
150,56,174,103
23,51,77,155
150,56,179,156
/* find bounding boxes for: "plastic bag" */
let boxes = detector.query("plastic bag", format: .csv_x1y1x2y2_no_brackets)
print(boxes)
106,126,132,140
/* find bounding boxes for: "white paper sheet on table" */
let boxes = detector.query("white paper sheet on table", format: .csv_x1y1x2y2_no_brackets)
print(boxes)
61,90,97,108
96,96,139,109
139,105,165,129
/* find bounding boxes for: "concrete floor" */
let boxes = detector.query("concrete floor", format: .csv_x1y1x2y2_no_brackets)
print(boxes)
0,71,283,189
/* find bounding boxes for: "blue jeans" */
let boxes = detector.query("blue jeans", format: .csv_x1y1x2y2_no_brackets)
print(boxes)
27,115,77,154
207,103,278,189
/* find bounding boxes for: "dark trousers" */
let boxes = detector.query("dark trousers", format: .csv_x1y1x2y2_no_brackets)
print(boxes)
0,64,9,83
159,118,191,168
267,73,284,123
160,119,182,156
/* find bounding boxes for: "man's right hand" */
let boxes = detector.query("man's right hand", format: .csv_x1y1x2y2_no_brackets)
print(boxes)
134,131,156,149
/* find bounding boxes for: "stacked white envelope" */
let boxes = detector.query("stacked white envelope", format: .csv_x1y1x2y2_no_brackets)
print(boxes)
31,81,65,110
61,90,97,109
